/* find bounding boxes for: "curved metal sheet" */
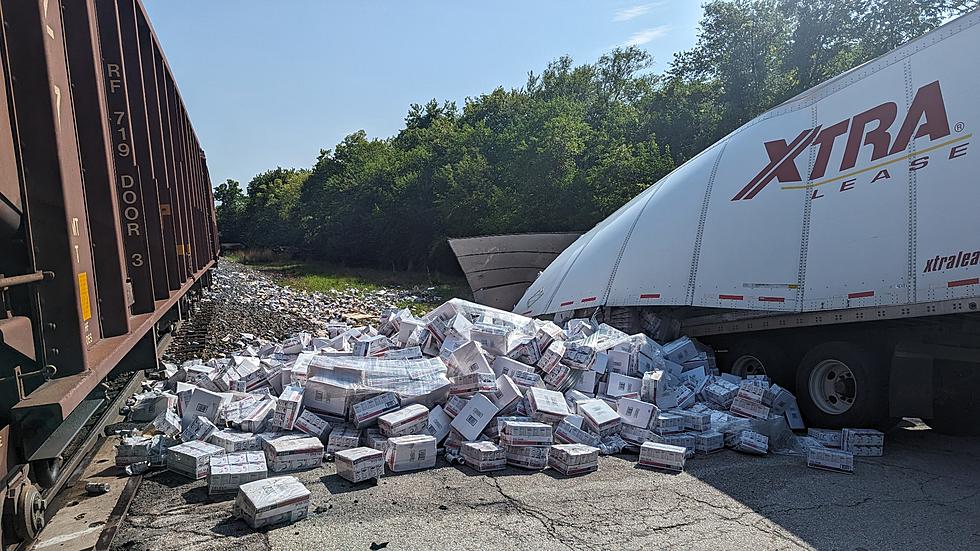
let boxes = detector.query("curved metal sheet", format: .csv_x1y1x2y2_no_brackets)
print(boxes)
474,283,538,312
449,233,581,311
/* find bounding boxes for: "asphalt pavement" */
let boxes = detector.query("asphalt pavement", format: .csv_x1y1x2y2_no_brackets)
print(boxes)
108,419,979,551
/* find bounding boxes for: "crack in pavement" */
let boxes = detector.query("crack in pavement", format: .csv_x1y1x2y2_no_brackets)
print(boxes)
485,476,589,551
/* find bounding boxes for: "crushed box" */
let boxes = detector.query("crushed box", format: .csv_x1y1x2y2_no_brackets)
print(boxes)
116,435,153,466
181,415,217,443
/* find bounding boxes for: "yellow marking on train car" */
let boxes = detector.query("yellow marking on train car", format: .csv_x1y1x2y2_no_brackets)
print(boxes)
78,272,92,321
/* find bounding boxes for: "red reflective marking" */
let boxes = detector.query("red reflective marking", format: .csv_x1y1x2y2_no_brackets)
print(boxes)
639,293,661,299
759,296,785,303
581,296,597,303
559,301,574,307
848,291,875,299
719,294,744,300
948,278,979,288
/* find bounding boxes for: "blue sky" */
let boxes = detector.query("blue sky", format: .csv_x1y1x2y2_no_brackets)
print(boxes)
144,1,705,187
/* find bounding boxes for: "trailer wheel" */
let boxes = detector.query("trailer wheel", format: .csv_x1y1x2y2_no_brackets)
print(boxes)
796,342,889,428
724,339,792,387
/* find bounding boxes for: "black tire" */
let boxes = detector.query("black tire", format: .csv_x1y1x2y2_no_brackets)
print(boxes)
795,341,890,429
722,339,794,388
926,360,980,436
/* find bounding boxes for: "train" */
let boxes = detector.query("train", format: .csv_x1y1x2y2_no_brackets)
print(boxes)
0,0,217,542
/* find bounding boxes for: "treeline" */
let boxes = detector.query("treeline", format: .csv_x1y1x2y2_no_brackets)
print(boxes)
216,0,976,272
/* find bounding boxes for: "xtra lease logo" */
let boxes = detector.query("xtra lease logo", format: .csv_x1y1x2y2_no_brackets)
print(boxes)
732,81,970,201
923,249,980,273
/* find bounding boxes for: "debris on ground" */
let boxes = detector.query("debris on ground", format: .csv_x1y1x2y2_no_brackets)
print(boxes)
84,482,111,495
119,289,886,532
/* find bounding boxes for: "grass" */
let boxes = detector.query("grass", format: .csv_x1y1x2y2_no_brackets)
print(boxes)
226,249,471,316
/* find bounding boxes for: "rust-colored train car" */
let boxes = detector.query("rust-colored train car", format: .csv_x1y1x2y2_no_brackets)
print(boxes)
0,0,217,541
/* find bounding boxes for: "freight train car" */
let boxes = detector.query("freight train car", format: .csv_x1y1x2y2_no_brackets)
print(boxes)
0,0,218,542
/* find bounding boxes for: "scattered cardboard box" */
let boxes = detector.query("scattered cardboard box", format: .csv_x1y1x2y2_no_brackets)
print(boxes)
335,447,385,483
234,476,310,529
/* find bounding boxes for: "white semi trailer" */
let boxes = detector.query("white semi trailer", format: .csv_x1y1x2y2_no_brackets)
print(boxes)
515,11,980,434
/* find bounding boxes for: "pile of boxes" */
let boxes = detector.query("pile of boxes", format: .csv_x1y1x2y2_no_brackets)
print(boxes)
803,427,885,473
119,297,889,531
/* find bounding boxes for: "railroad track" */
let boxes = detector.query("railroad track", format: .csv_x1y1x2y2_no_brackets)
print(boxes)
8,298,217,551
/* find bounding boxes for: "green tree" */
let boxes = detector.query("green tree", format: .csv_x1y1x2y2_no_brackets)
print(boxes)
213,179,246,243
242,168,309,248
230,0,973,272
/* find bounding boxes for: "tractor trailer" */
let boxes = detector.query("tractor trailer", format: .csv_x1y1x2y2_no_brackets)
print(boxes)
516,10,980,435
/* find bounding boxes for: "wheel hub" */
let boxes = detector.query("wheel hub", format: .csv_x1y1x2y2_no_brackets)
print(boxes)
732,354,767,377
809,359,857,415
10,482,46,541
